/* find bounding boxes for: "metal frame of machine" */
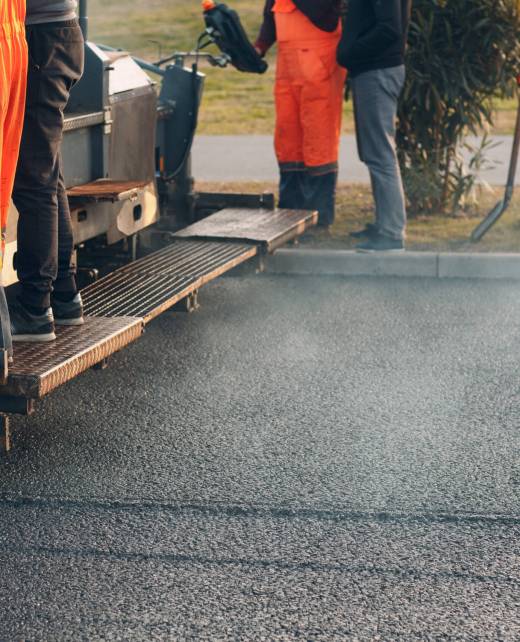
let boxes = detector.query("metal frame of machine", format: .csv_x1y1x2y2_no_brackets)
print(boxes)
3,0,273,288
0,1,317,452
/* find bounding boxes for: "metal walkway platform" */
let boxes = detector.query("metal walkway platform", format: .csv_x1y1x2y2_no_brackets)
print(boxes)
83,241,257,323
173,208,317,252
4,317,143,400
1,240,255,405
0,205,316,451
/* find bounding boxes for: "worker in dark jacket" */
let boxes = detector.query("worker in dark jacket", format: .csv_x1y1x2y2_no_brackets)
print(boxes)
256,0,346,227
9,0,84,341
337,0,411,251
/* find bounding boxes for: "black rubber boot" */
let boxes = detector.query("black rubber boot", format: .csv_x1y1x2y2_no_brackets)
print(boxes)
305,171,338,226
279,170,307,210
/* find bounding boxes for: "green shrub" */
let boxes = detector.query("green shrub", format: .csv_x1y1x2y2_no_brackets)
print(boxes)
397,0,520,215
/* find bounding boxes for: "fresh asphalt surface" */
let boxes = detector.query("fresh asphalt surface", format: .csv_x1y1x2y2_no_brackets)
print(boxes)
1,274,520,640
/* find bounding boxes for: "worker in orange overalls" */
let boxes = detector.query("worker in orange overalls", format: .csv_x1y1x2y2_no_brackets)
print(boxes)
0,0,28,361
256,0,345,227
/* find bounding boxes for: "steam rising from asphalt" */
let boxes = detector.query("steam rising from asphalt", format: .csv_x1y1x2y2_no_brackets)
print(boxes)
174,272,519,516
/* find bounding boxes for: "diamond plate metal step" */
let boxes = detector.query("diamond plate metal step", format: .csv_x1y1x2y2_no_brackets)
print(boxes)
82,240,257,323
2,317,143,399
173,207,318,252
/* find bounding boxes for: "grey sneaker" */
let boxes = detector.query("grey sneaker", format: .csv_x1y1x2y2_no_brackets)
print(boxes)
52,292,84,326
356,234,405,252
10,301,56,342
349,223,378,239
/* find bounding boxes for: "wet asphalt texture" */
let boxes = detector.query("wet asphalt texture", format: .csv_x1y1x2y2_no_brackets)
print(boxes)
0,275,519,641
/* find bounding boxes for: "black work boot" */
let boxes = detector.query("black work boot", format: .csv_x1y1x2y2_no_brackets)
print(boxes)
10,300,56,342
52,292,84,326
304,171,338,226
279,169,307,210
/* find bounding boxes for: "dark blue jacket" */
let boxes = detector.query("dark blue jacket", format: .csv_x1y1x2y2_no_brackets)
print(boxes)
337,0,411,77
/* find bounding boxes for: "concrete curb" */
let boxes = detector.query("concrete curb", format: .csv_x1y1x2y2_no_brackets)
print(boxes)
266,249,520,280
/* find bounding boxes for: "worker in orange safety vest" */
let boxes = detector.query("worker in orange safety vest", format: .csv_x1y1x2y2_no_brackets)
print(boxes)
0,0,27,267
256,0,345,227
0,0,28,361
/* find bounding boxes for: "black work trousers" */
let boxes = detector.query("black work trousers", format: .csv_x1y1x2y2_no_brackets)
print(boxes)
12,20,84,309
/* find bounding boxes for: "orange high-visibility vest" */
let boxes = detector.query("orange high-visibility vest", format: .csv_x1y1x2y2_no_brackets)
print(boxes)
0,0,27,268
273,2,346,173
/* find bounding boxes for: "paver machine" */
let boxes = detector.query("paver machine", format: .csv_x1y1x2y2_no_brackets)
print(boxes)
0,0,317,451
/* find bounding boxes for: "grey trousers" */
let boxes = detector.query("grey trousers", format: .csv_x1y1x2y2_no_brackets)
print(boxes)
351,66,407,241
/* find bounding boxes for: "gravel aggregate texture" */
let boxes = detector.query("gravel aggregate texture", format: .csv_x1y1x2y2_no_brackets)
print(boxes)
1,275,519,640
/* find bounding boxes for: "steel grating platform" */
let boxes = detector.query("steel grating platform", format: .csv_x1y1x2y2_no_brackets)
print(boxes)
1,317,143,399
173,207,318,252
83,241,258,322
0,205,310,410
0,241,256,406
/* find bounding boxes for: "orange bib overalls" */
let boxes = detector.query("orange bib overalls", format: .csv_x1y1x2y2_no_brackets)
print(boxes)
0,0,27,269
273,0,346,175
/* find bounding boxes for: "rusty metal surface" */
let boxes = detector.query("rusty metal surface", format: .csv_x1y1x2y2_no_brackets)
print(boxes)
173,208,318,252
0,317,143,399
83,241,257,323
67,179,148,203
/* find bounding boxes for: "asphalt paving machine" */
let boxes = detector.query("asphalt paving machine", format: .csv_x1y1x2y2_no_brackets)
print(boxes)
3,0,271,287
0,0,317,451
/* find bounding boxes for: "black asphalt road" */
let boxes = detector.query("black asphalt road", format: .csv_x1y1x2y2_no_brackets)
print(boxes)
1,275,519,640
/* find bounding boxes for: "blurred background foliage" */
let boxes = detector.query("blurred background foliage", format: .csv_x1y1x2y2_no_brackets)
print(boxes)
90,0,517,141
397,0,520,216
